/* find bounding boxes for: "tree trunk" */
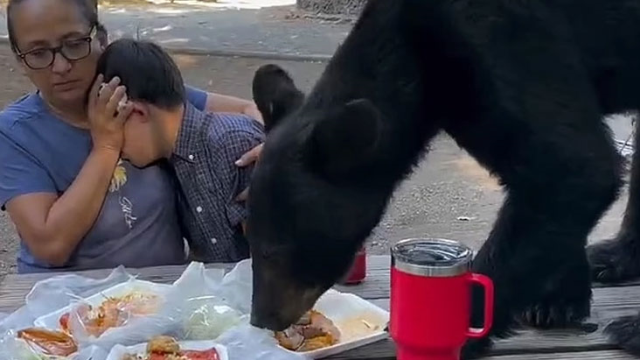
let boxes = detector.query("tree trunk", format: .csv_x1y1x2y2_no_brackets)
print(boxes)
296,0,366,16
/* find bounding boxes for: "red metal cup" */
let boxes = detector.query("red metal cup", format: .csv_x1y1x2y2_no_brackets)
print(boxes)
340,247,367,285
389,238,494,360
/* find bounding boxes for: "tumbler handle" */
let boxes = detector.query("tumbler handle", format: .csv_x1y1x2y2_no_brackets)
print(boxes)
466,273,494,338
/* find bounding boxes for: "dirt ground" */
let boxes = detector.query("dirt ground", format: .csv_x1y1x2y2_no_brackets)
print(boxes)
0,44,627,277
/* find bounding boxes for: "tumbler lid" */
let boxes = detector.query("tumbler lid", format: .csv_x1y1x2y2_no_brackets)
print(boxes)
391,238,473,277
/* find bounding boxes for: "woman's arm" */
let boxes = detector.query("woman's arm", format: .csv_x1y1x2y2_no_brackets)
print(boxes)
6,147,121,266
3,76,132,266
205,93,264,124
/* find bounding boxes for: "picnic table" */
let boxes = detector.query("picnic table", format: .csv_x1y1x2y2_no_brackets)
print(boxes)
0,255,638,359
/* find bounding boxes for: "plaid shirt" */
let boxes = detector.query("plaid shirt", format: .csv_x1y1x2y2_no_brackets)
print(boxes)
170,103,265,262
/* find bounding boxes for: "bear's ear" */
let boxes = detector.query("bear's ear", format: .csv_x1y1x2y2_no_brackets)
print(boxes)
252,64,305,133
308,98,383,178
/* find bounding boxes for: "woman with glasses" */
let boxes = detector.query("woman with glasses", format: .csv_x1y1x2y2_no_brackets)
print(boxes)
0,0,264,273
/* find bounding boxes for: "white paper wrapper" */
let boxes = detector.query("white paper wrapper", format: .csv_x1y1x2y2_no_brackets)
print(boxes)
34,280,173,330
29,275,185,352
0,266,136,334
0,260,388,360
172,263,249,341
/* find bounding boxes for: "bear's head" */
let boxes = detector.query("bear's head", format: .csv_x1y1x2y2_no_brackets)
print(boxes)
247,64,388,331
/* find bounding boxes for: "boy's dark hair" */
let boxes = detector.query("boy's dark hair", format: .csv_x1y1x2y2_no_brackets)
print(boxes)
96,38,186,110
7,0,107,53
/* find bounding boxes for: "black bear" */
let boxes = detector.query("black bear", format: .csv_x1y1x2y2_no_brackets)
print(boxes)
245,0,640,357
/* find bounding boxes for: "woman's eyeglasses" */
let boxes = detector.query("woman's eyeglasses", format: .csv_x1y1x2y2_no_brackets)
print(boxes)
17,27,97,70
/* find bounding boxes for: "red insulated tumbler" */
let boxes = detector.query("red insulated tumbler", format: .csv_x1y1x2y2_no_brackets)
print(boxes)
340,247,367,285
389,238,494,360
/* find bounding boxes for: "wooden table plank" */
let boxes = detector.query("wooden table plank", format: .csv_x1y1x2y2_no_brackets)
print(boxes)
0,255,636,359
484,350,636,359
329,350,636,360
0,256,392,313
0,256,392,284
329,283,640,359
0,255,623,314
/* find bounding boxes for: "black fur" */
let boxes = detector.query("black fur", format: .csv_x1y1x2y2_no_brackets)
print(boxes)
588,119,640,283
245,0,640,357
251,64,305,133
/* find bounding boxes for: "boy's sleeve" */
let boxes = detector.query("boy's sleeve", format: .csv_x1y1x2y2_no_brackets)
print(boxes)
208,118,264,227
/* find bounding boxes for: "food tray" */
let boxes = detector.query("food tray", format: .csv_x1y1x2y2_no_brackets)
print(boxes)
284,289,389,359
34,279,173,330
106,340,229,360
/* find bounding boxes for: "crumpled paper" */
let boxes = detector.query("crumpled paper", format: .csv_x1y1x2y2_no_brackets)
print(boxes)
0,260,307,360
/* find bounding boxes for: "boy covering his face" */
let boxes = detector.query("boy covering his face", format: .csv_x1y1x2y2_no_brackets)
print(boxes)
96,38,264,262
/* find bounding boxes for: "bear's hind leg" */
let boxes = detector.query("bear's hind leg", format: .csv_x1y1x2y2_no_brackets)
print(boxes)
588,117,640,283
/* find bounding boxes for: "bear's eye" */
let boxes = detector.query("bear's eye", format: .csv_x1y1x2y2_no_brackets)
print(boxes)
262,246,281,260
262,249,275,260
261,243,290,261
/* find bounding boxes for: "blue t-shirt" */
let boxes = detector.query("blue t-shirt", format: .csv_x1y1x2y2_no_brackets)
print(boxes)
0,86,208,273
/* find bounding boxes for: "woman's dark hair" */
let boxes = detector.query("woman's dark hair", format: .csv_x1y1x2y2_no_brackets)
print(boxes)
96,38,186,110
6,0,107,53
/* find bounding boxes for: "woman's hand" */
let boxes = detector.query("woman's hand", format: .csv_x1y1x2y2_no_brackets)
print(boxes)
235,143,263,167
87,74,133,152
235,143,264,202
